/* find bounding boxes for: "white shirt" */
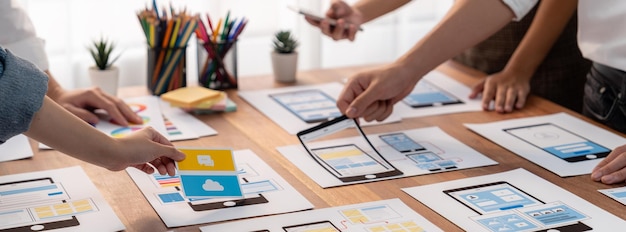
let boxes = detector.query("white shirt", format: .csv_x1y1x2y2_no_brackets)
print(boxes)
0,0,49,71
502,0,538,21
503,0,626,72
578,0,626,71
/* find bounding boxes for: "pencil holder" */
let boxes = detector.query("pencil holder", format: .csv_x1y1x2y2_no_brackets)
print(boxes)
147,46,187,96
197,40,238,90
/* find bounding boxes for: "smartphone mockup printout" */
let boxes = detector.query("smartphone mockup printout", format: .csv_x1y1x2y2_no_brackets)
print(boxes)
503,123,610,162
402,80,462,108
0,178,80,231
186,178,271,211
283,220,340,232
297,115,402,183
444,181,544,215
379,132,425,153
270,89,342,124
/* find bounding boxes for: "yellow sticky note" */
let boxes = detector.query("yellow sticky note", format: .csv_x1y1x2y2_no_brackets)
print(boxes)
177,148,236,172
160,86,222,108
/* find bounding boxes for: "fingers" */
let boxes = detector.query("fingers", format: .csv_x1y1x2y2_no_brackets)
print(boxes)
338,76,366,117
592,151,626,184
469,81,485,99
481,81,496,111
62,104,100,125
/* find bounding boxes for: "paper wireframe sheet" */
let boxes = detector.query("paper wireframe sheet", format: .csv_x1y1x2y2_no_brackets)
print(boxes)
465,112,626,177
599,186,626,205
278,126,497,188
0,135,33,162
392,70,483,118
0,166,124,231
199,198,443,231
159,99,217,141
238,82,402,135
403,168,624,232
126,149,313,227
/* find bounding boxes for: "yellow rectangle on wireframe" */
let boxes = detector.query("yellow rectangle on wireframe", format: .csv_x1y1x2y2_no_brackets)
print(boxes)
177,148,235,171
318,149,362,160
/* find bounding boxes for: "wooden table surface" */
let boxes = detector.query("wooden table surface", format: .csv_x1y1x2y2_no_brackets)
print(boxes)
2,61,624,231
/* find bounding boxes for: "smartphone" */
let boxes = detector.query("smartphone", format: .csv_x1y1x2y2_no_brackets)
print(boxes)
379,132,425,153
0,178,80,231
270,89,342,124
444,181,544,215
283,220,340,232
287,5,363,31
297,115,403,183
503,123,610,162
402,80,462,108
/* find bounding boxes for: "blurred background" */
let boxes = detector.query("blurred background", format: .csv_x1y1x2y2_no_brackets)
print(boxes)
18,0,453,89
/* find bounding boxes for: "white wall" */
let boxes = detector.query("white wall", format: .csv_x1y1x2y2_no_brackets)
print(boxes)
18,0,452,89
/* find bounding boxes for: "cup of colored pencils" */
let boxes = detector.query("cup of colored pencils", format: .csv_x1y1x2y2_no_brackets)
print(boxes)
137,5,198,95
196,11,248,90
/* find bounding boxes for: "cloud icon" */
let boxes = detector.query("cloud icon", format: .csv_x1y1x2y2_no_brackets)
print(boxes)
202,179,224,191
197,155,214,166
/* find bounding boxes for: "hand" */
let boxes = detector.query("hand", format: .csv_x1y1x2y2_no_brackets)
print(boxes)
338,63,417,122
55,87,143,126
469,70,531,113
304,0,364,41
591,145,626,184
110,127,185,176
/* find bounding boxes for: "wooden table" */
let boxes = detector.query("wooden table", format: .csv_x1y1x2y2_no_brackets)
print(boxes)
2,61,624,231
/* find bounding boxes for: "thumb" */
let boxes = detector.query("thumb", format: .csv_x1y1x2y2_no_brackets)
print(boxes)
469,82,485,99
143,127,186,161
346,87,379,118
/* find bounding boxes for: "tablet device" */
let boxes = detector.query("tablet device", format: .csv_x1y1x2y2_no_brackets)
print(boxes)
402,80,462,108
270,89,341,123
503,123,610,162
297,115,402,183
0,178,80,231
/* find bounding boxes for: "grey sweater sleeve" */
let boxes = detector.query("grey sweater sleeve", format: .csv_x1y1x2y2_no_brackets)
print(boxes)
0,47,48,144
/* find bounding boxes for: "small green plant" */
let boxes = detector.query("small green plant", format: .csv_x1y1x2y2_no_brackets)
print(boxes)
88,37,121,70
273,30,299,54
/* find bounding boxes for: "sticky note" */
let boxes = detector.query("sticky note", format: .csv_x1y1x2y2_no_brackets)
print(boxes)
160,86,223,108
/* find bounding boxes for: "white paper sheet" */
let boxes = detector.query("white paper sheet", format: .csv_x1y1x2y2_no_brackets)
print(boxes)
0,135,33,162
403,168,624,232
238,82,402,135
0,166,124,231
465,112,626,177
393,71,483,118
159,99,217,141
599,186,626,205
277,127,497,188
199,198,443,231
126,149,313,227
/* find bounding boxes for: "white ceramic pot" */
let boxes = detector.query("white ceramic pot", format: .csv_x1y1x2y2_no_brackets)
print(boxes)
89,66,119,96
271,52,298,83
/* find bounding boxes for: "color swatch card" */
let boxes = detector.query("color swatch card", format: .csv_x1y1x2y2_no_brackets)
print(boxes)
95,96,168,138
176,148,242,198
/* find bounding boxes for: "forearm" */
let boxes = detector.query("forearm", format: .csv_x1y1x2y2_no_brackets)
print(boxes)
503,0,578,76
44,70,65,101
353,0,411,23
24,97,121,170
396,0,514,79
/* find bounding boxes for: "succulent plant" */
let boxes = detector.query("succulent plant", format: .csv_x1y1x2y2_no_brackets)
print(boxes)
273,30,299,54
88,37,121,70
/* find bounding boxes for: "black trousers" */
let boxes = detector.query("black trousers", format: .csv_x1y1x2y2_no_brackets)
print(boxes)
583,62,626,133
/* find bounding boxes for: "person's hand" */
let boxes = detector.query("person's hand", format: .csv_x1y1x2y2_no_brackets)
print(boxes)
304,0,364,41
469,70,531,113
109,127,185,176
54,87,143,126
338,63,417,122
591,145,626,184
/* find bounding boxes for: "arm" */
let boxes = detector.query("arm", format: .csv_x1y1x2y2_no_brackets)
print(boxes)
305,0,410,41
470,0,578,113
339,0,518,121
24,97,184,175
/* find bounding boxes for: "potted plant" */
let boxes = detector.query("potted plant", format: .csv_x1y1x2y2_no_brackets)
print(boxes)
271,30,299,83
88,37,121,96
